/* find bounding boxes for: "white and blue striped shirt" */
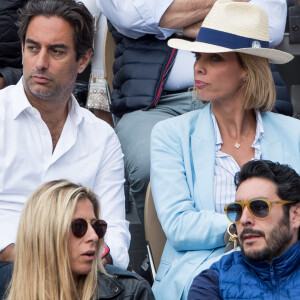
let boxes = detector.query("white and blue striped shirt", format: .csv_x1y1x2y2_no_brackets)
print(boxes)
212,110,264,213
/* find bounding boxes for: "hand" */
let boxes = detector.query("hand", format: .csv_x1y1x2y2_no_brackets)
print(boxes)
101,253,113,266
0,244,15,262
0,77,6,90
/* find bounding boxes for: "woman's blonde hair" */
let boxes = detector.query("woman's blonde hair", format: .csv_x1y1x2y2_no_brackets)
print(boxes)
194,53,276,112
7,180,106,300
237,53,276,112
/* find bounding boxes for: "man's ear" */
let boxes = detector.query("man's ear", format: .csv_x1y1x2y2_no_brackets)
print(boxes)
290,203,300,230
77,48,92,74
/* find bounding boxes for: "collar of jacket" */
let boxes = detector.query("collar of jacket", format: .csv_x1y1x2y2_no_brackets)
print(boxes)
97,272,124,299
242,240,300,280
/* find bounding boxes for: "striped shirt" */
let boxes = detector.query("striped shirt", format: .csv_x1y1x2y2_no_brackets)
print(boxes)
212,110,264,213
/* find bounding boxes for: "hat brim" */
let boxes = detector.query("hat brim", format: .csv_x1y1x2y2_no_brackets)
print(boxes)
168,38,293,64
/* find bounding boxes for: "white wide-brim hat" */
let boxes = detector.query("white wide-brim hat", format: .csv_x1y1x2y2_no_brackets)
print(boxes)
168,0,293,64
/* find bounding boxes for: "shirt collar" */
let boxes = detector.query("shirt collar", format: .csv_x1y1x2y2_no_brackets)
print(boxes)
12,78,32,120
12,78,83,126
211,108,265,148
252,109,264,147
243,241,300,279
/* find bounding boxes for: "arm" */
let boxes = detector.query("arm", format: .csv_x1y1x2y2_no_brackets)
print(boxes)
150,120,228,251
250,0,287,47
76,1,113,126
158,0,216,29
133,280,156,300
97,0,175,39
188,269,221,300
94,128,130,269
0,244,14,262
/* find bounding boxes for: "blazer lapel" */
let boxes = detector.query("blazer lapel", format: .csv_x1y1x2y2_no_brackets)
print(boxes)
191,105,216,211
261,113,283,162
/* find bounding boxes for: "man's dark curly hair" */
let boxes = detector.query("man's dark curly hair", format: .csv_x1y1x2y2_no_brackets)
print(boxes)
17,0,94,61
235,160,300,204
235,160,300,238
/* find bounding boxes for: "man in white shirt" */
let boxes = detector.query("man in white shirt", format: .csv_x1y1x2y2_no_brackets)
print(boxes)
0,0,130,276
98,0,288,222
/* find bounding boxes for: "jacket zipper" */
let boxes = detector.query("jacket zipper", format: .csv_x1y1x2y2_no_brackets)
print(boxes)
148,48,177,109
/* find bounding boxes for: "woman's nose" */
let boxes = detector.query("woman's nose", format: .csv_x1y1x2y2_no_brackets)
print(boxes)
86,224,99,242
194,58,206,74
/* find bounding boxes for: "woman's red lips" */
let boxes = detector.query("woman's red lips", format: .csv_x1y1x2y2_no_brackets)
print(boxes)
195,80,208,89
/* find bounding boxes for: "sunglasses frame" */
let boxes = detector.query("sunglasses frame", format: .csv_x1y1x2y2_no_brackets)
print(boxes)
71,218,107,239
224,198,295,222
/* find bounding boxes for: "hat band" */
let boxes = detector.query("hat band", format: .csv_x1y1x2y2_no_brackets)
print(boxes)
196,27,269,50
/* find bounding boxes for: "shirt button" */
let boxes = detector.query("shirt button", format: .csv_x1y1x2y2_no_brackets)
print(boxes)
42,130,47,135
113,286,119,293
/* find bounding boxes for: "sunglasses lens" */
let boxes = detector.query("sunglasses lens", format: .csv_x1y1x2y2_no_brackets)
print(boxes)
250,200,269,218
71,219,87,238
92,220,107,239
226,203,243,222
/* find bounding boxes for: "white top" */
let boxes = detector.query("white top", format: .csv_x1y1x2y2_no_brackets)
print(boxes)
98,0,287,90
0,79,130,269
212,110,264,213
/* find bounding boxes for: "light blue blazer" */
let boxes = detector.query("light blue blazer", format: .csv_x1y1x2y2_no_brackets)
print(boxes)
150,104,300,300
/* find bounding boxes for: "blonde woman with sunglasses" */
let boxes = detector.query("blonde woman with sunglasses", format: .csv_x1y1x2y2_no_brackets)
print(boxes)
3,180,154,300
150,1,300,299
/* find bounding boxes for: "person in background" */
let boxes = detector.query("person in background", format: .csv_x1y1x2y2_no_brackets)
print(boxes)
189,160,300,299
0,0,130,282
0,0,28,89
98,0,288,223
150,0,300,299
76,0,113,127
3,180,154,300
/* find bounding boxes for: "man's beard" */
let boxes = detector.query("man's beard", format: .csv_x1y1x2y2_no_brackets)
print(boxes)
239,214,293,262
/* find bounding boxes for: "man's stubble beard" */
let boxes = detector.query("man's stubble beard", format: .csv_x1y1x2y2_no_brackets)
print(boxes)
240,214,293,262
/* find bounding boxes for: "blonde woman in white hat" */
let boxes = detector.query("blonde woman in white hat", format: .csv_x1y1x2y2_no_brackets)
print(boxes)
150,1,300,299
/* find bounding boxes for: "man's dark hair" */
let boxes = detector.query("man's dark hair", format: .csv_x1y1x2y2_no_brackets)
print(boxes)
235,160,300,236
17,0,94,61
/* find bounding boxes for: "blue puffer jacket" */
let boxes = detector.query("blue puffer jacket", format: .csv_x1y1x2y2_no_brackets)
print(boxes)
212,241,300,300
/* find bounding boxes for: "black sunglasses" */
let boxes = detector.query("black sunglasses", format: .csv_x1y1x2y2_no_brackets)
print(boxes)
71,218,107,239
224,198,295,222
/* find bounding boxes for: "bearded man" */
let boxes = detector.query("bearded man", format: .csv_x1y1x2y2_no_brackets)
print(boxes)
189,160,300,300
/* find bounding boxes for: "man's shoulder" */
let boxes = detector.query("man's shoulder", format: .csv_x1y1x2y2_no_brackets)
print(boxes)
0,83,20,115
0,82,18,98
76,106,115,135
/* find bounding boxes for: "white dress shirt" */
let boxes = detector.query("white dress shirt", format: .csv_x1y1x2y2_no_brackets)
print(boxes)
0,79,130,268
98,0,287,90
212,110,264,213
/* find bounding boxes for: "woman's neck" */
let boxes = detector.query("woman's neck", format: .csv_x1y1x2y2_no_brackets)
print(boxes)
211,99,256,141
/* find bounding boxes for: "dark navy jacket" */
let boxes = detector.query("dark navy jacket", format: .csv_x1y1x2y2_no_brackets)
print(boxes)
0,0,26,85
189,241,300,300
108,22,177,117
